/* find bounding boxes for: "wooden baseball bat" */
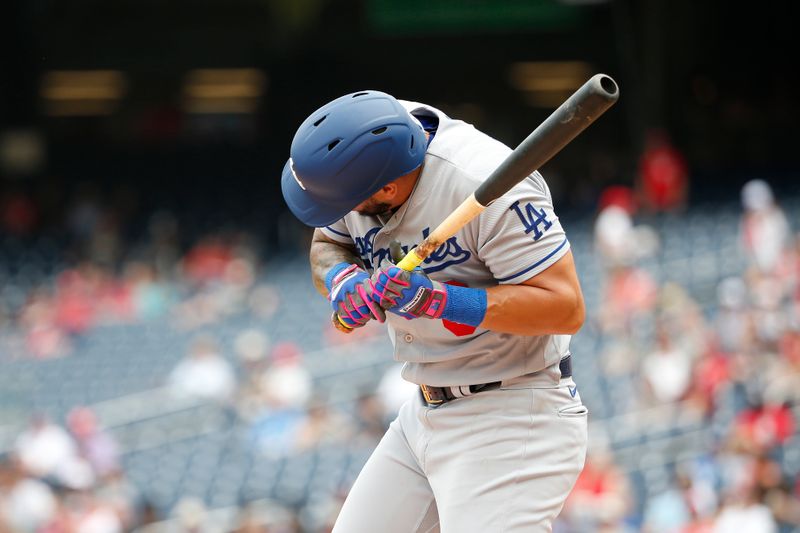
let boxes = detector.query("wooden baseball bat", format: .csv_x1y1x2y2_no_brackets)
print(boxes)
335,73,618,332
397,73,619,271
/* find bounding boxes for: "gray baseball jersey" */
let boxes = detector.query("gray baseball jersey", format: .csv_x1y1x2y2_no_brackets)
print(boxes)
321,100,571,387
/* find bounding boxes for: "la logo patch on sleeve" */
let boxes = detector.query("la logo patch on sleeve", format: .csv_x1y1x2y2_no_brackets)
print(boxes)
509,201,552,241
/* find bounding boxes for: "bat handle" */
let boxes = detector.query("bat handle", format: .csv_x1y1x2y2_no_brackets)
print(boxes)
396,248,425,271
332,312,354,333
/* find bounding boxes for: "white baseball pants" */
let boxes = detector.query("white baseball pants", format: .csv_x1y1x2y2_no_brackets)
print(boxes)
332,372,588,532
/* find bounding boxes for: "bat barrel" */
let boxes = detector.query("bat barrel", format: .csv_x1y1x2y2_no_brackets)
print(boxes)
596,74,619,98
474,74,618,207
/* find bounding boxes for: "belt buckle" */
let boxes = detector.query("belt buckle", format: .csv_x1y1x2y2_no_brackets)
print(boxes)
420,384,444,405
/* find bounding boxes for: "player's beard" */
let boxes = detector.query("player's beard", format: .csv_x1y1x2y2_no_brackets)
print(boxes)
355,198,393,218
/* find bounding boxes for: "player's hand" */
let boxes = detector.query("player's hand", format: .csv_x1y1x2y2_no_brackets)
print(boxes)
327,263,386,328
371,265,447,320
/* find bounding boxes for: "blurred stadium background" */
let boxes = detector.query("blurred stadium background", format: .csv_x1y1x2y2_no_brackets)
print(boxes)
1,0,799,531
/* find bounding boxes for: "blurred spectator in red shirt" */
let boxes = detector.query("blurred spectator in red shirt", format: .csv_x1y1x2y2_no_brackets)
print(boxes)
599,265,658,335
53,268,96,336
733,399,795,453
637,130,689,213
562,443,633,531
688,345,732,416
599,185,638,216
182,235,234,284
780,329,800,366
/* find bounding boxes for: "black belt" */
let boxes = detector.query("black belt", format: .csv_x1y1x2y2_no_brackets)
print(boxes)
419,355,573,407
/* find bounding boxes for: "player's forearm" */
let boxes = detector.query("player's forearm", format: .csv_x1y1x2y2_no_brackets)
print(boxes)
481,283,585,336
479,251,585,336
310,230,361,297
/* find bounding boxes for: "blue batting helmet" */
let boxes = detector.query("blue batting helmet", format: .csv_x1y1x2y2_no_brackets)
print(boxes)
281,90,427,227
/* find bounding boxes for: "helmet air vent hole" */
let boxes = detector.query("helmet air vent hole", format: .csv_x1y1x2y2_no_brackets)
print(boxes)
352,92,369,98
371,127,387,135
313,115,327,127
410,135,415,149
327,140,341,151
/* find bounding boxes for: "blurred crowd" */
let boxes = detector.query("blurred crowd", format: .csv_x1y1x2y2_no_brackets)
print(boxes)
0,350,410,532
0,322,411,532
0,191,274,359
1,174,799,532
557,179,800,532
0,181,410,531
0,409,138,533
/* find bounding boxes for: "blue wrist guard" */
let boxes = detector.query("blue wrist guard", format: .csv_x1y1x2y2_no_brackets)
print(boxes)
440,284,487,327
325,262,352,292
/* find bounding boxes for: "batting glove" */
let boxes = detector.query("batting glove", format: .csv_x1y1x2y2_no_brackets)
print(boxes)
370,265,447,320
326,263,386,328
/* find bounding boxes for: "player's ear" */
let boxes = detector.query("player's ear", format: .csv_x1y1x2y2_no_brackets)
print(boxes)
379,182,398,200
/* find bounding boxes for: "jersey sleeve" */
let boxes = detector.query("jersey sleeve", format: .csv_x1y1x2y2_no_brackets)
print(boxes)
319,219,354,244
476,171,570,284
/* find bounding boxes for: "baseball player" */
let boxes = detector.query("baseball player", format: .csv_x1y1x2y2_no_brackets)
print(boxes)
281,91,588,532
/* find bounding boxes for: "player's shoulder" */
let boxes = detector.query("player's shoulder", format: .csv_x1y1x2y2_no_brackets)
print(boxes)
482,171,551,215
399,99,553,200
401,102,511,185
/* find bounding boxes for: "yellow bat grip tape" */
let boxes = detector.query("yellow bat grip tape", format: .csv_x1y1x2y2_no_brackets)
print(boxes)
397,248,424,271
